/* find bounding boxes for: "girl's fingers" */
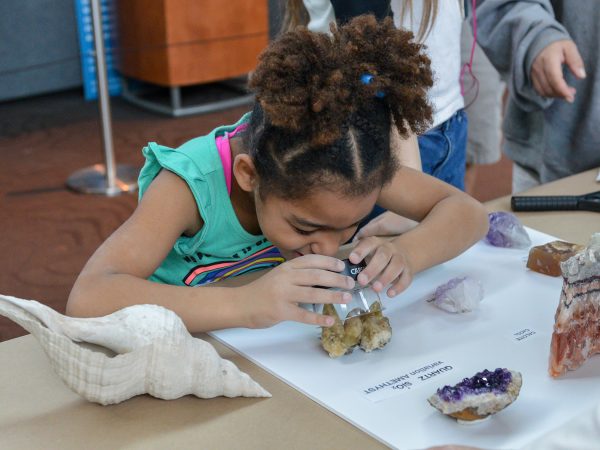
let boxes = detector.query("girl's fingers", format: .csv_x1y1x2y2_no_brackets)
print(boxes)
353,212,417,242
295,268,355,290
353,215,386,240
360,248,393,289
350,238,392,287
387,268,412,298
291,306,336,327
373,255,405,291
349,236,379,266
297,286,352,305
289,254,345,272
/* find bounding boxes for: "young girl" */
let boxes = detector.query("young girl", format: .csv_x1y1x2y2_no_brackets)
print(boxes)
67,16,488,332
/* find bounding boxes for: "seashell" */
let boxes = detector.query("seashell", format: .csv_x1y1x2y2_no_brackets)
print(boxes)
0,294,270,405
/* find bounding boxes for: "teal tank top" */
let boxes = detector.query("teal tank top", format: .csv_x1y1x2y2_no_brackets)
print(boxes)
137,113,284,286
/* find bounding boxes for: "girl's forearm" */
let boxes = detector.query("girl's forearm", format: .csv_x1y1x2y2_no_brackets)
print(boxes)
392,196,489,274
67,274,251,332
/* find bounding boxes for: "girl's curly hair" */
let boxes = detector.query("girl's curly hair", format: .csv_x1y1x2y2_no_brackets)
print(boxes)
244,14,433,199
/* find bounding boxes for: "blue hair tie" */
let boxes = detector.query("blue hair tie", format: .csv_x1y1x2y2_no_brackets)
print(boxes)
360,73,386,98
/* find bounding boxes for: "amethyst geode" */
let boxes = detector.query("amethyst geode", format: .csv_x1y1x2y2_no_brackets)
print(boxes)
485,212,531,249
428,368,522,422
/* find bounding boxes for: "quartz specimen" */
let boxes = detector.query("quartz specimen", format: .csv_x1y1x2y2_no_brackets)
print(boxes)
359,301,392,352
527,240,585,277
320,305,346,357
321,304,362,358
485,211,531,249
321,301,391,358
428,368,522,422
429,276,484,313
549,233,600,377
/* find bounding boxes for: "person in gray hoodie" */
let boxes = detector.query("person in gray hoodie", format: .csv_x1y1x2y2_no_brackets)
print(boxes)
474,0,600,192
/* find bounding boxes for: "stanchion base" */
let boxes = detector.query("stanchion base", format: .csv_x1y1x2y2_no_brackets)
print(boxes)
66,164,139,196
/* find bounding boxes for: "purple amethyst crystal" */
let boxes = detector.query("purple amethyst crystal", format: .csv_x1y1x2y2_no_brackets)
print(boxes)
485,211,531,249
437,368,512,402
428,368,523,421
430,276,484,313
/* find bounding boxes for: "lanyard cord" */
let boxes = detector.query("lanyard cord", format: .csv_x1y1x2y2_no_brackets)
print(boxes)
460,0,479,104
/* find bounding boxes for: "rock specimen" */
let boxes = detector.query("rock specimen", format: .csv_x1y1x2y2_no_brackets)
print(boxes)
428,368,522,422
0,294,270,405
485,211,531,249
527,240,585,277
359,301,393,352
549,233,600,377
429,276,484,313
321,303,362,358
321,301,391,357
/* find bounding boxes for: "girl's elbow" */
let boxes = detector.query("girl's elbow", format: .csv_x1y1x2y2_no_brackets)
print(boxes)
66,291,85,317
66,281,95,317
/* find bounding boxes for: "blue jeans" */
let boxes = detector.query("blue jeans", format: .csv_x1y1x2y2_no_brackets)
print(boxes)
353,110,468,237
419,109,467,190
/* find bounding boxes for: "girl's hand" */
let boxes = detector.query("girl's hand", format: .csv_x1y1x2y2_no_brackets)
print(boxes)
241,255,355,329
348,237,413,298
353,211,418,241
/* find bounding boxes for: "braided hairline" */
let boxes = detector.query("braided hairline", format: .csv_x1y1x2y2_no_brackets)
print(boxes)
247,103,395,200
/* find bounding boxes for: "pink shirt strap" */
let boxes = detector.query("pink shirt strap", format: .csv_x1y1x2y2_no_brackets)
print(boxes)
215,123,248,196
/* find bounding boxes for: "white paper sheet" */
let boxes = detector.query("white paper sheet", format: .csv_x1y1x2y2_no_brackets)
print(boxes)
211,228,600,450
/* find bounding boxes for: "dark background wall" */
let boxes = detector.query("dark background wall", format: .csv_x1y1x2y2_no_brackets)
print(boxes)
0,0,284,102
0,0,82,101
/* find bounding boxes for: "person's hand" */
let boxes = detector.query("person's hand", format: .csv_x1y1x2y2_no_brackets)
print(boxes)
353,211,418,242
241,255,355,328
348,236,413,298
530,39,586,103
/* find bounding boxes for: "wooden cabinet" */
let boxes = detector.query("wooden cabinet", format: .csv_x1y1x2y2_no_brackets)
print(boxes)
115,0,269,87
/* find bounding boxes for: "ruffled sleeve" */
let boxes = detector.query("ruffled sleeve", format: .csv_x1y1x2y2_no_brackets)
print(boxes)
137,139,218,256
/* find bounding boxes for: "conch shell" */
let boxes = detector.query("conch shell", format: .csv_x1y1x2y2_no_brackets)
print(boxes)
0,294,270,405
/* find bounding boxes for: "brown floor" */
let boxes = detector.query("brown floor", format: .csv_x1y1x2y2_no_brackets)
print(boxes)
0,89,511,342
